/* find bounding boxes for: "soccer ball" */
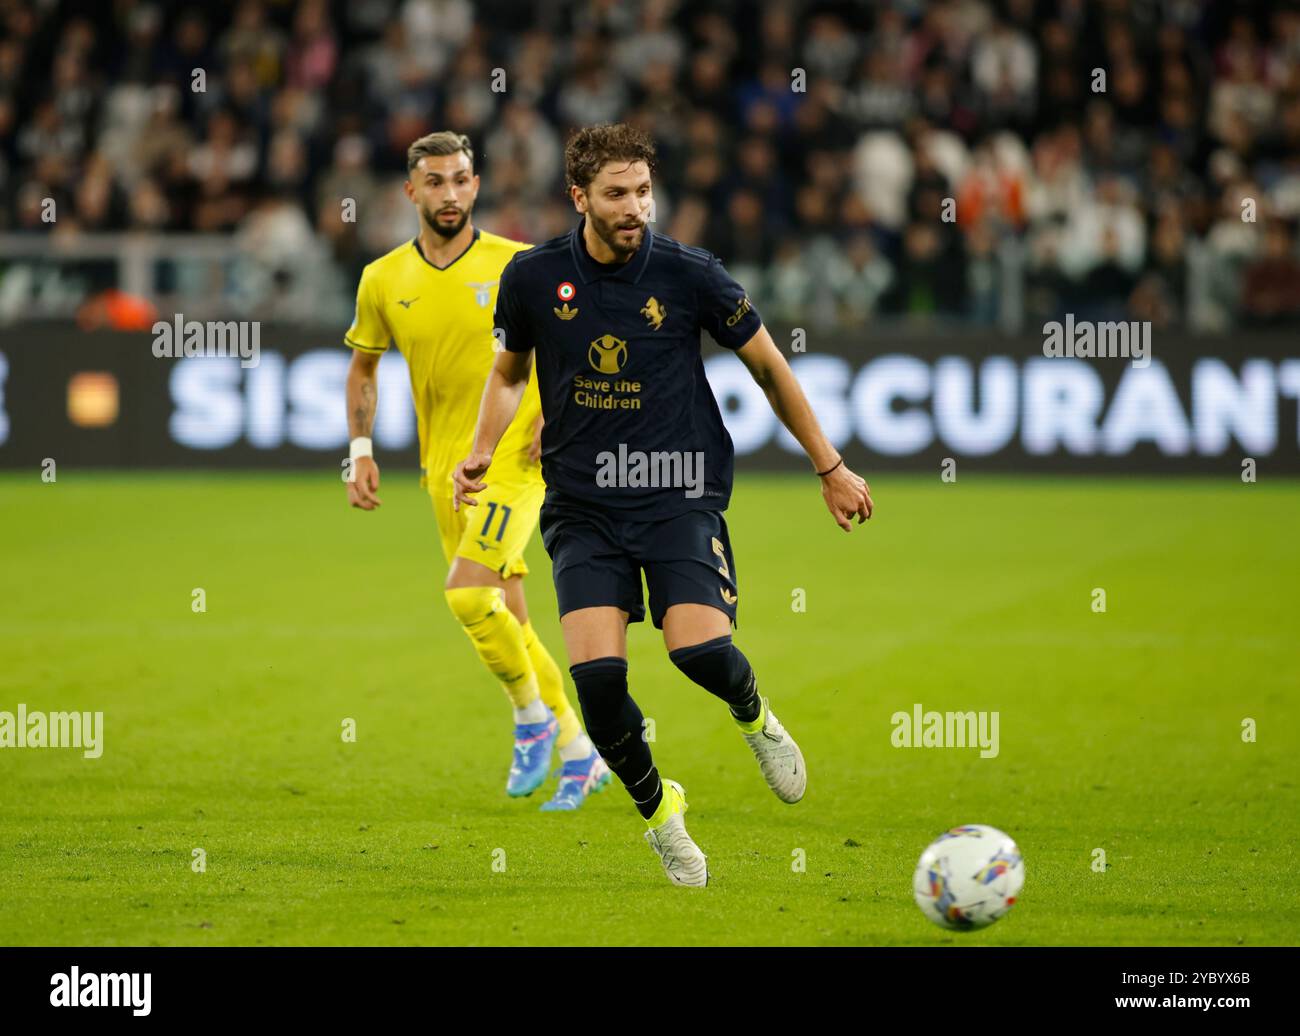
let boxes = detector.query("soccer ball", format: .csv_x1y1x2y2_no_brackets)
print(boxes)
913,824,1024,930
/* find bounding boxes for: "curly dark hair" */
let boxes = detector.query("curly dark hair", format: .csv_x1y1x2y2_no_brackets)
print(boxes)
564,123,658,192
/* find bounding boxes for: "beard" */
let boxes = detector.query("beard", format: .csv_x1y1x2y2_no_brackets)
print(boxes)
588,209,645,259
422,203,470,239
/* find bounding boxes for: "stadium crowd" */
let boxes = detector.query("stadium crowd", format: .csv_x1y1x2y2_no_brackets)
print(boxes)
3,0,1300,329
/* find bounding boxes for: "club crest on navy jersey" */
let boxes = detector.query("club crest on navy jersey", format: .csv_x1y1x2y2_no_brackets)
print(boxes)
641,296,666,330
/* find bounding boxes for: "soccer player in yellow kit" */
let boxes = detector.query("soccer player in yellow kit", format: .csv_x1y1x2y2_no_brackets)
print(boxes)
342,131,609,810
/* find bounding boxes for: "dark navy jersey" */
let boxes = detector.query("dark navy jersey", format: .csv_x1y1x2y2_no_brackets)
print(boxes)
494,216,763,520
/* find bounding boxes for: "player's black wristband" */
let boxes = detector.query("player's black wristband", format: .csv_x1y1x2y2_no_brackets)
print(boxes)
816,458,843,478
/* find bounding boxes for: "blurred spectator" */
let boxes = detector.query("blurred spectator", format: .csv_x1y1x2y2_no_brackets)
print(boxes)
888,220,967,321
1076,224,1137,320
483,101,562,205
221,0,285,88
964,216,1001,324
1240,219,1300,325
833,232,894,323
1060,175,1145,280
285,0,337,93
1130,208,1189,329
971,17,1037,127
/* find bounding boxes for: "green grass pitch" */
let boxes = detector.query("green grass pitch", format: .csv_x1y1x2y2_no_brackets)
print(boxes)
1,471,1297,946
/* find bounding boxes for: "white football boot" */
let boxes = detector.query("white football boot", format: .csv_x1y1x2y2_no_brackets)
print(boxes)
644,779,709,887
741,699,806,803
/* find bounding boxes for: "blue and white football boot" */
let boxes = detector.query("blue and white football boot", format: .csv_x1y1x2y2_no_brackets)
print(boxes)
506,708,559,797
540,750,612,811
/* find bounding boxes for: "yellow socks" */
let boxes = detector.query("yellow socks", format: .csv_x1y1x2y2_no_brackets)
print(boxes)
521,619,582,749
445,587,593,756
444,586,539,709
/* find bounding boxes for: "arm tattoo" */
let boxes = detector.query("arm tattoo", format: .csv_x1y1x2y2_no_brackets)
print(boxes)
351,379,376,437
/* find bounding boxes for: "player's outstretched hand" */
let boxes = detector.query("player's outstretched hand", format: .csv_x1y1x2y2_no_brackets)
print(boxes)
820,462,873,532
452,451,493,511
347,456,383,510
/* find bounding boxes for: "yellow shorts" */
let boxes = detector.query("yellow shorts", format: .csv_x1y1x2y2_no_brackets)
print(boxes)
429,472,545,579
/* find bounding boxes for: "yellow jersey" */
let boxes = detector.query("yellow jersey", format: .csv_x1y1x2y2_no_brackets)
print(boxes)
344,229,543,492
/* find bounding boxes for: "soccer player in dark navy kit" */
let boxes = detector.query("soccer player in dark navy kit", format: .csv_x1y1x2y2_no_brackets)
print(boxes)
454,124,873,886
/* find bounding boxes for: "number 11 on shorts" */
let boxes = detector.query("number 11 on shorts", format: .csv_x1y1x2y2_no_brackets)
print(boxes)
481,502,513,541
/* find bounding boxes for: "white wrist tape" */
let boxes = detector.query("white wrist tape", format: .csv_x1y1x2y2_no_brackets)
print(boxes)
349,436,373,462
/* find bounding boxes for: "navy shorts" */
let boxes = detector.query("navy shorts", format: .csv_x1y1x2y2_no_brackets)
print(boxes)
539,500,739,629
